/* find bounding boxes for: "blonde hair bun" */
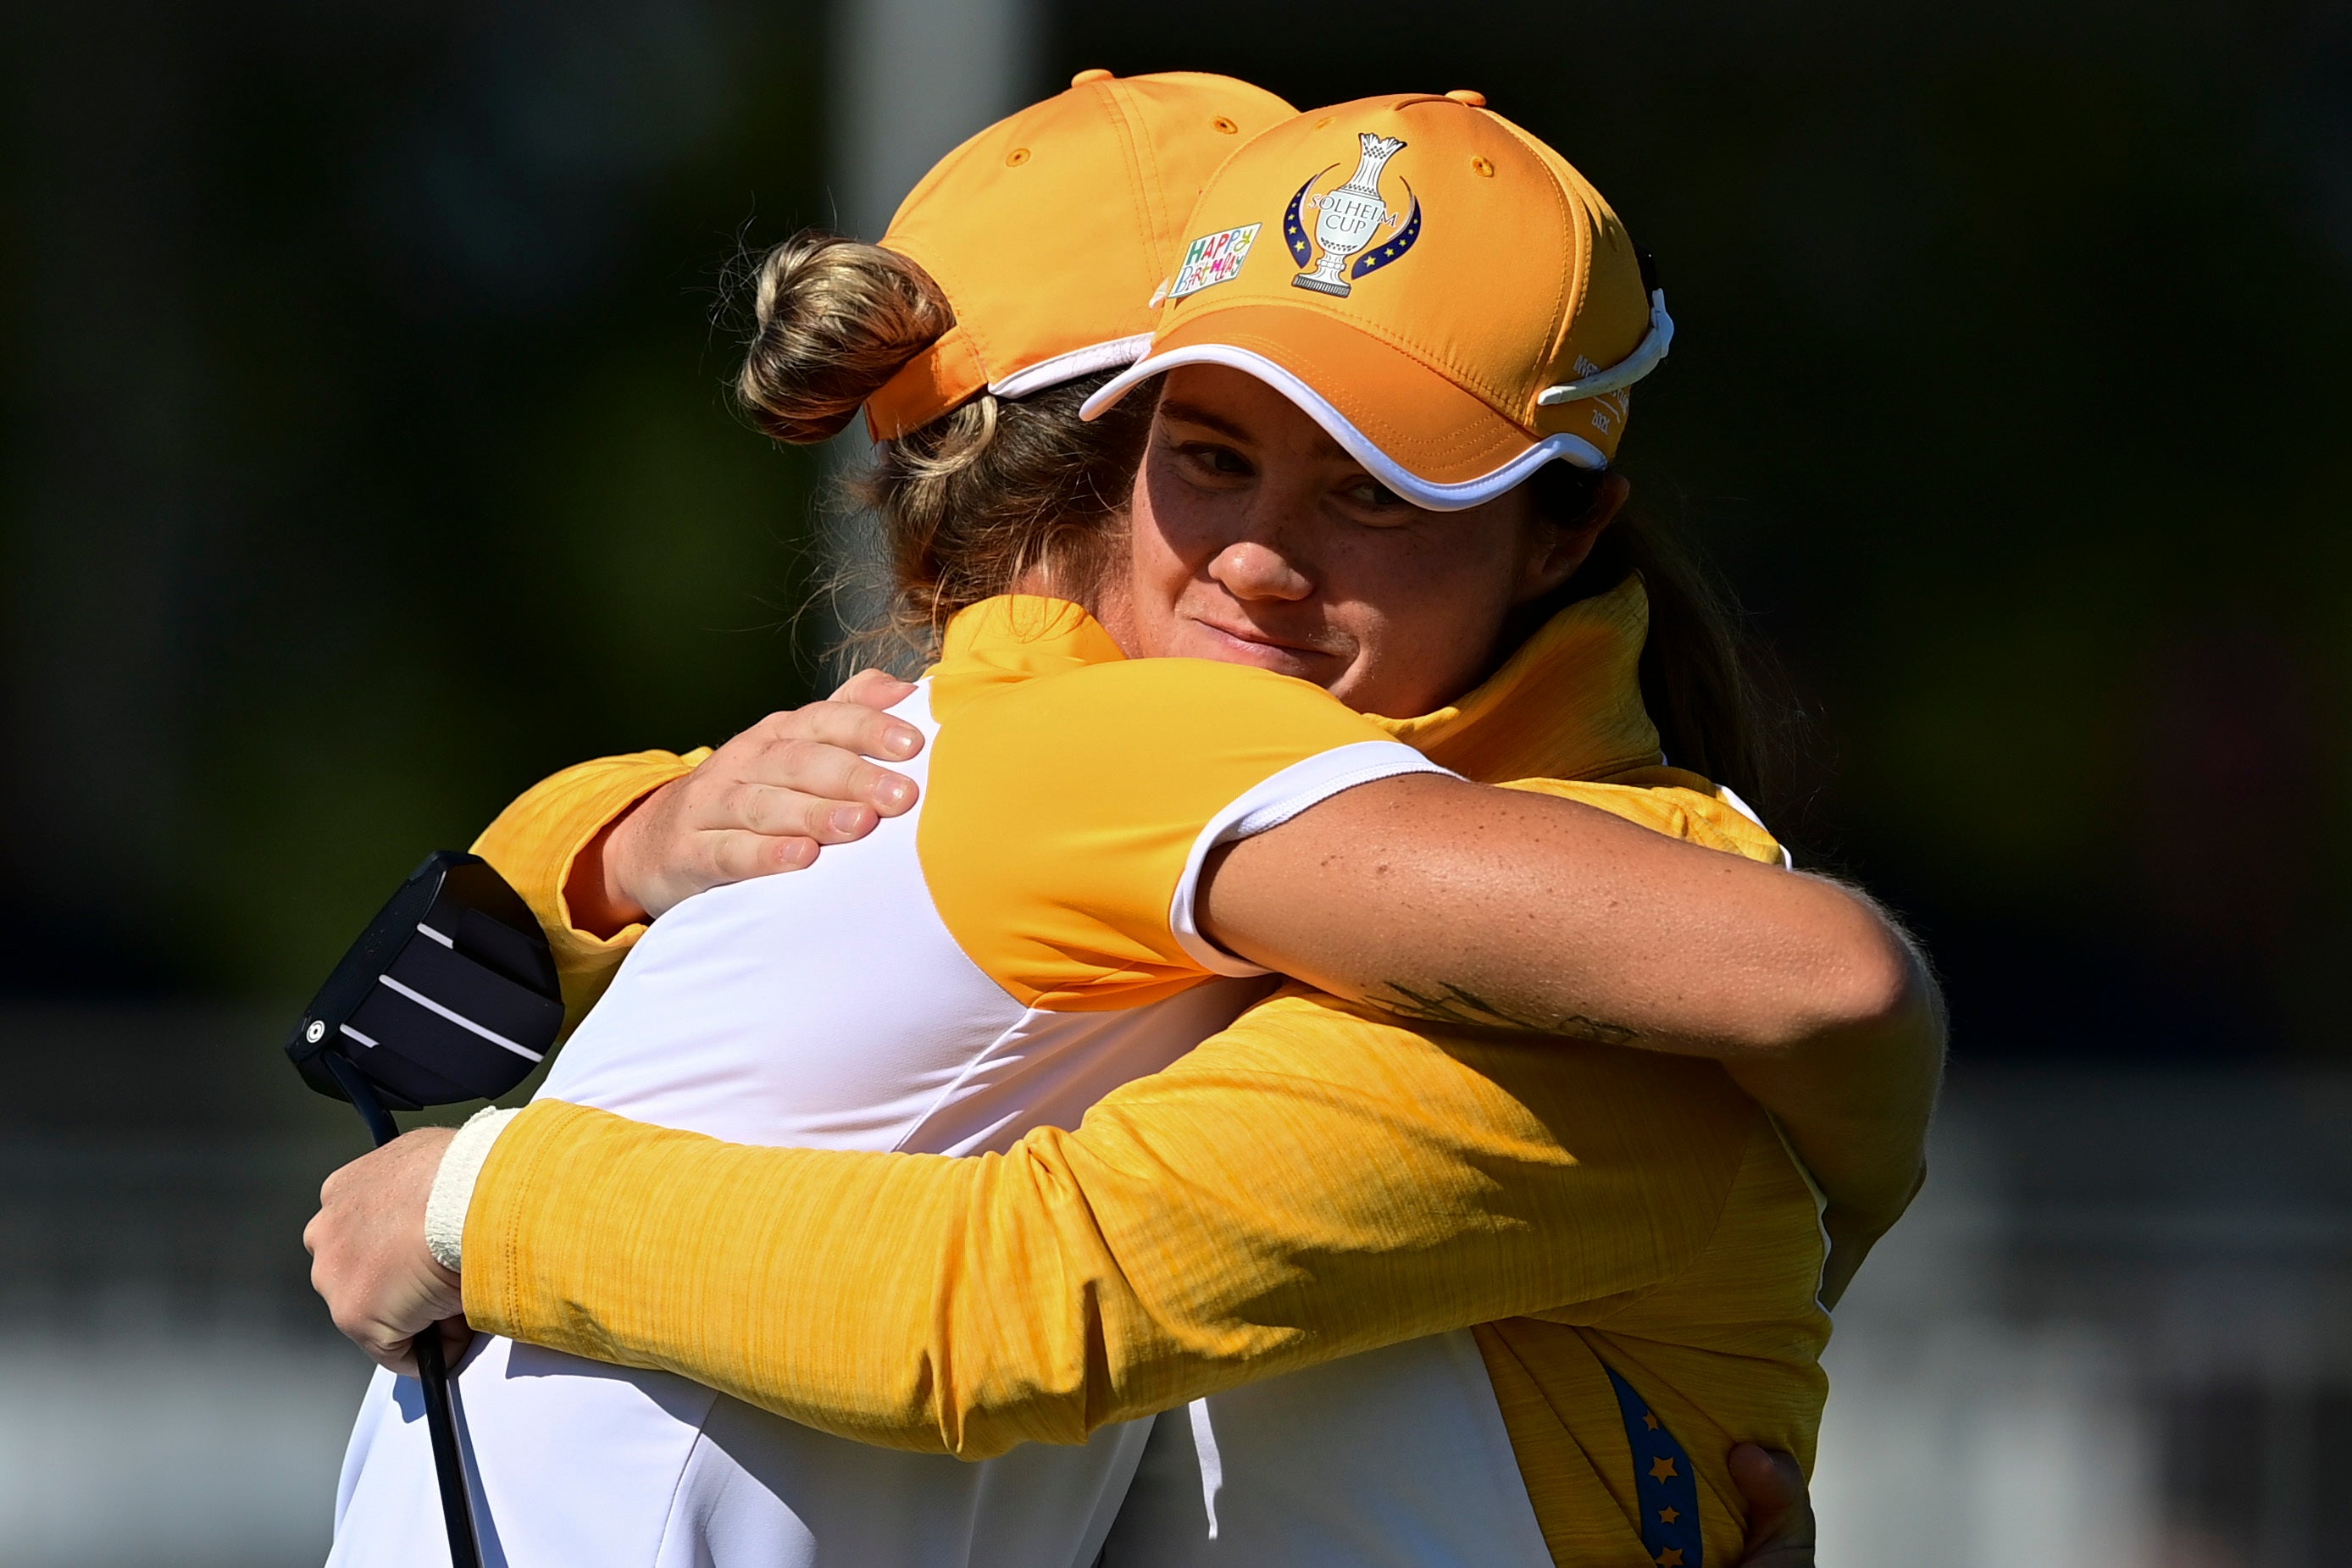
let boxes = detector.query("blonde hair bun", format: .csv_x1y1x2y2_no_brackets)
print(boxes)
735,230,951,445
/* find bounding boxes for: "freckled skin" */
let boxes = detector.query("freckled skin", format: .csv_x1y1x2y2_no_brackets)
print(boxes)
1093,366,1623,719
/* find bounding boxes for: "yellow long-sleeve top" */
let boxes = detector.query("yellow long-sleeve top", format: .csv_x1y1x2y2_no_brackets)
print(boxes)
463,576,1830,1567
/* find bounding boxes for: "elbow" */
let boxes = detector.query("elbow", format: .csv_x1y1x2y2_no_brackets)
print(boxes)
1826,916,1928,1039
1761,887,1944,1059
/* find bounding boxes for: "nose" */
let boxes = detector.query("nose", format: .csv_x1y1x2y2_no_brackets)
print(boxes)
1207,540,1313,602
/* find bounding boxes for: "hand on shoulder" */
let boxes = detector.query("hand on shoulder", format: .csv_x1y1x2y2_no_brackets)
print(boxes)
579,671,927,930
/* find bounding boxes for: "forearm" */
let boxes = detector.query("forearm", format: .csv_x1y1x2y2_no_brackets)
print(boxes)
469,750,703,1021
1727,922,1945,1305
462,993,1717,1458
467,1100,1129,1456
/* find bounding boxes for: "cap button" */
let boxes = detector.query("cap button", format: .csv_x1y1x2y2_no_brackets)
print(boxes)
1071,69,1114,86
1445,89,1487,107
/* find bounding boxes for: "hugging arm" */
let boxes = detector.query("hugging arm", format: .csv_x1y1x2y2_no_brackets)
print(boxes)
1201,773,1946,1297
469,673,925,1018
457,991,1784,1459
474,683,1938,1294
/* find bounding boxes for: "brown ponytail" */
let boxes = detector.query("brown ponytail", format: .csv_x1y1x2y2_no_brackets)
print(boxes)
1528,464,1781,812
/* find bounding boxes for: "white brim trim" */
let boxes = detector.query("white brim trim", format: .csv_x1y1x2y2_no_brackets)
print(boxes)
1080,345,1607,512
988,333,1155,401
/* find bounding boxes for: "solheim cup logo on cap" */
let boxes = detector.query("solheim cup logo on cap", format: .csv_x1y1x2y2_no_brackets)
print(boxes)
1287,133,1422,297
1168,223,1262,301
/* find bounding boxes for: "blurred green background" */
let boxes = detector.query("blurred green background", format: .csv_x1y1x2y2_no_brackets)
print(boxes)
4,0,2348,1062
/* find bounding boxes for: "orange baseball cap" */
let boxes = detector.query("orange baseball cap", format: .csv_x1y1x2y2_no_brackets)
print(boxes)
1082,91,1673,508
863,70,1295,440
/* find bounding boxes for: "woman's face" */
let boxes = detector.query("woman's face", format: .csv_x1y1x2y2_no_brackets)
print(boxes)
1095,366,1623,718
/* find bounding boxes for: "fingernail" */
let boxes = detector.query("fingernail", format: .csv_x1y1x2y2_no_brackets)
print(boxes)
886,729,919,757
832,807,868,834
878,779,913,809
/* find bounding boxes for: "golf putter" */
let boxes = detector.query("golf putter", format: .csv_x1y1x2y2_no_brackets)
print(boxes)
288,850,566,1568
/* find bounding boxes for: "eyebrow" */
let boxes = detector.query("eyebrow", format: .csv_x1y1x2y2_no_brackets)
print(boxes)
1158,396,1351,463
1157,399,1256,444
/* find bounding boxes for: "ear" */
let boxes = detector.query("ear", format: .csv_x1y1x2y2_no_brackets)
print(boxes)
1517,472,1631,604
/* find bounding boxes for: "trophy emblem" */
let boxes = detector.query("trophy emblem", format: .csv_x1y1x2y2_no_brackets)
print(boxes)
1288,134,1416,297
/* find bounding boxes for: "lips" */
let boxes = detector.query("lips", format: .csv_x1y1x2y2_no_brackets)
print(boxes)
1191,616,1339,661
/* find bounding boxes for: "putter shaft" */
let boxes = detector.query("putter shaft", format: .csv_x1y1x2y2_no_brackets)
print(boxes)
326,1055,485,1568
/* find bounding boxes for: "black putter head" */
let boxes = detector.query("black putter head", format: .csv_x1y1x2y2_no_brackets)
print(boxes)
287,850,564,1112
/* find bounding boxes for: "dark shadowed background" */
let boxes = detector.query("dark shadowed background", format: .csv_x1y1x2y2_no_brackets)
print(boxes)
3,3,2348,1564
